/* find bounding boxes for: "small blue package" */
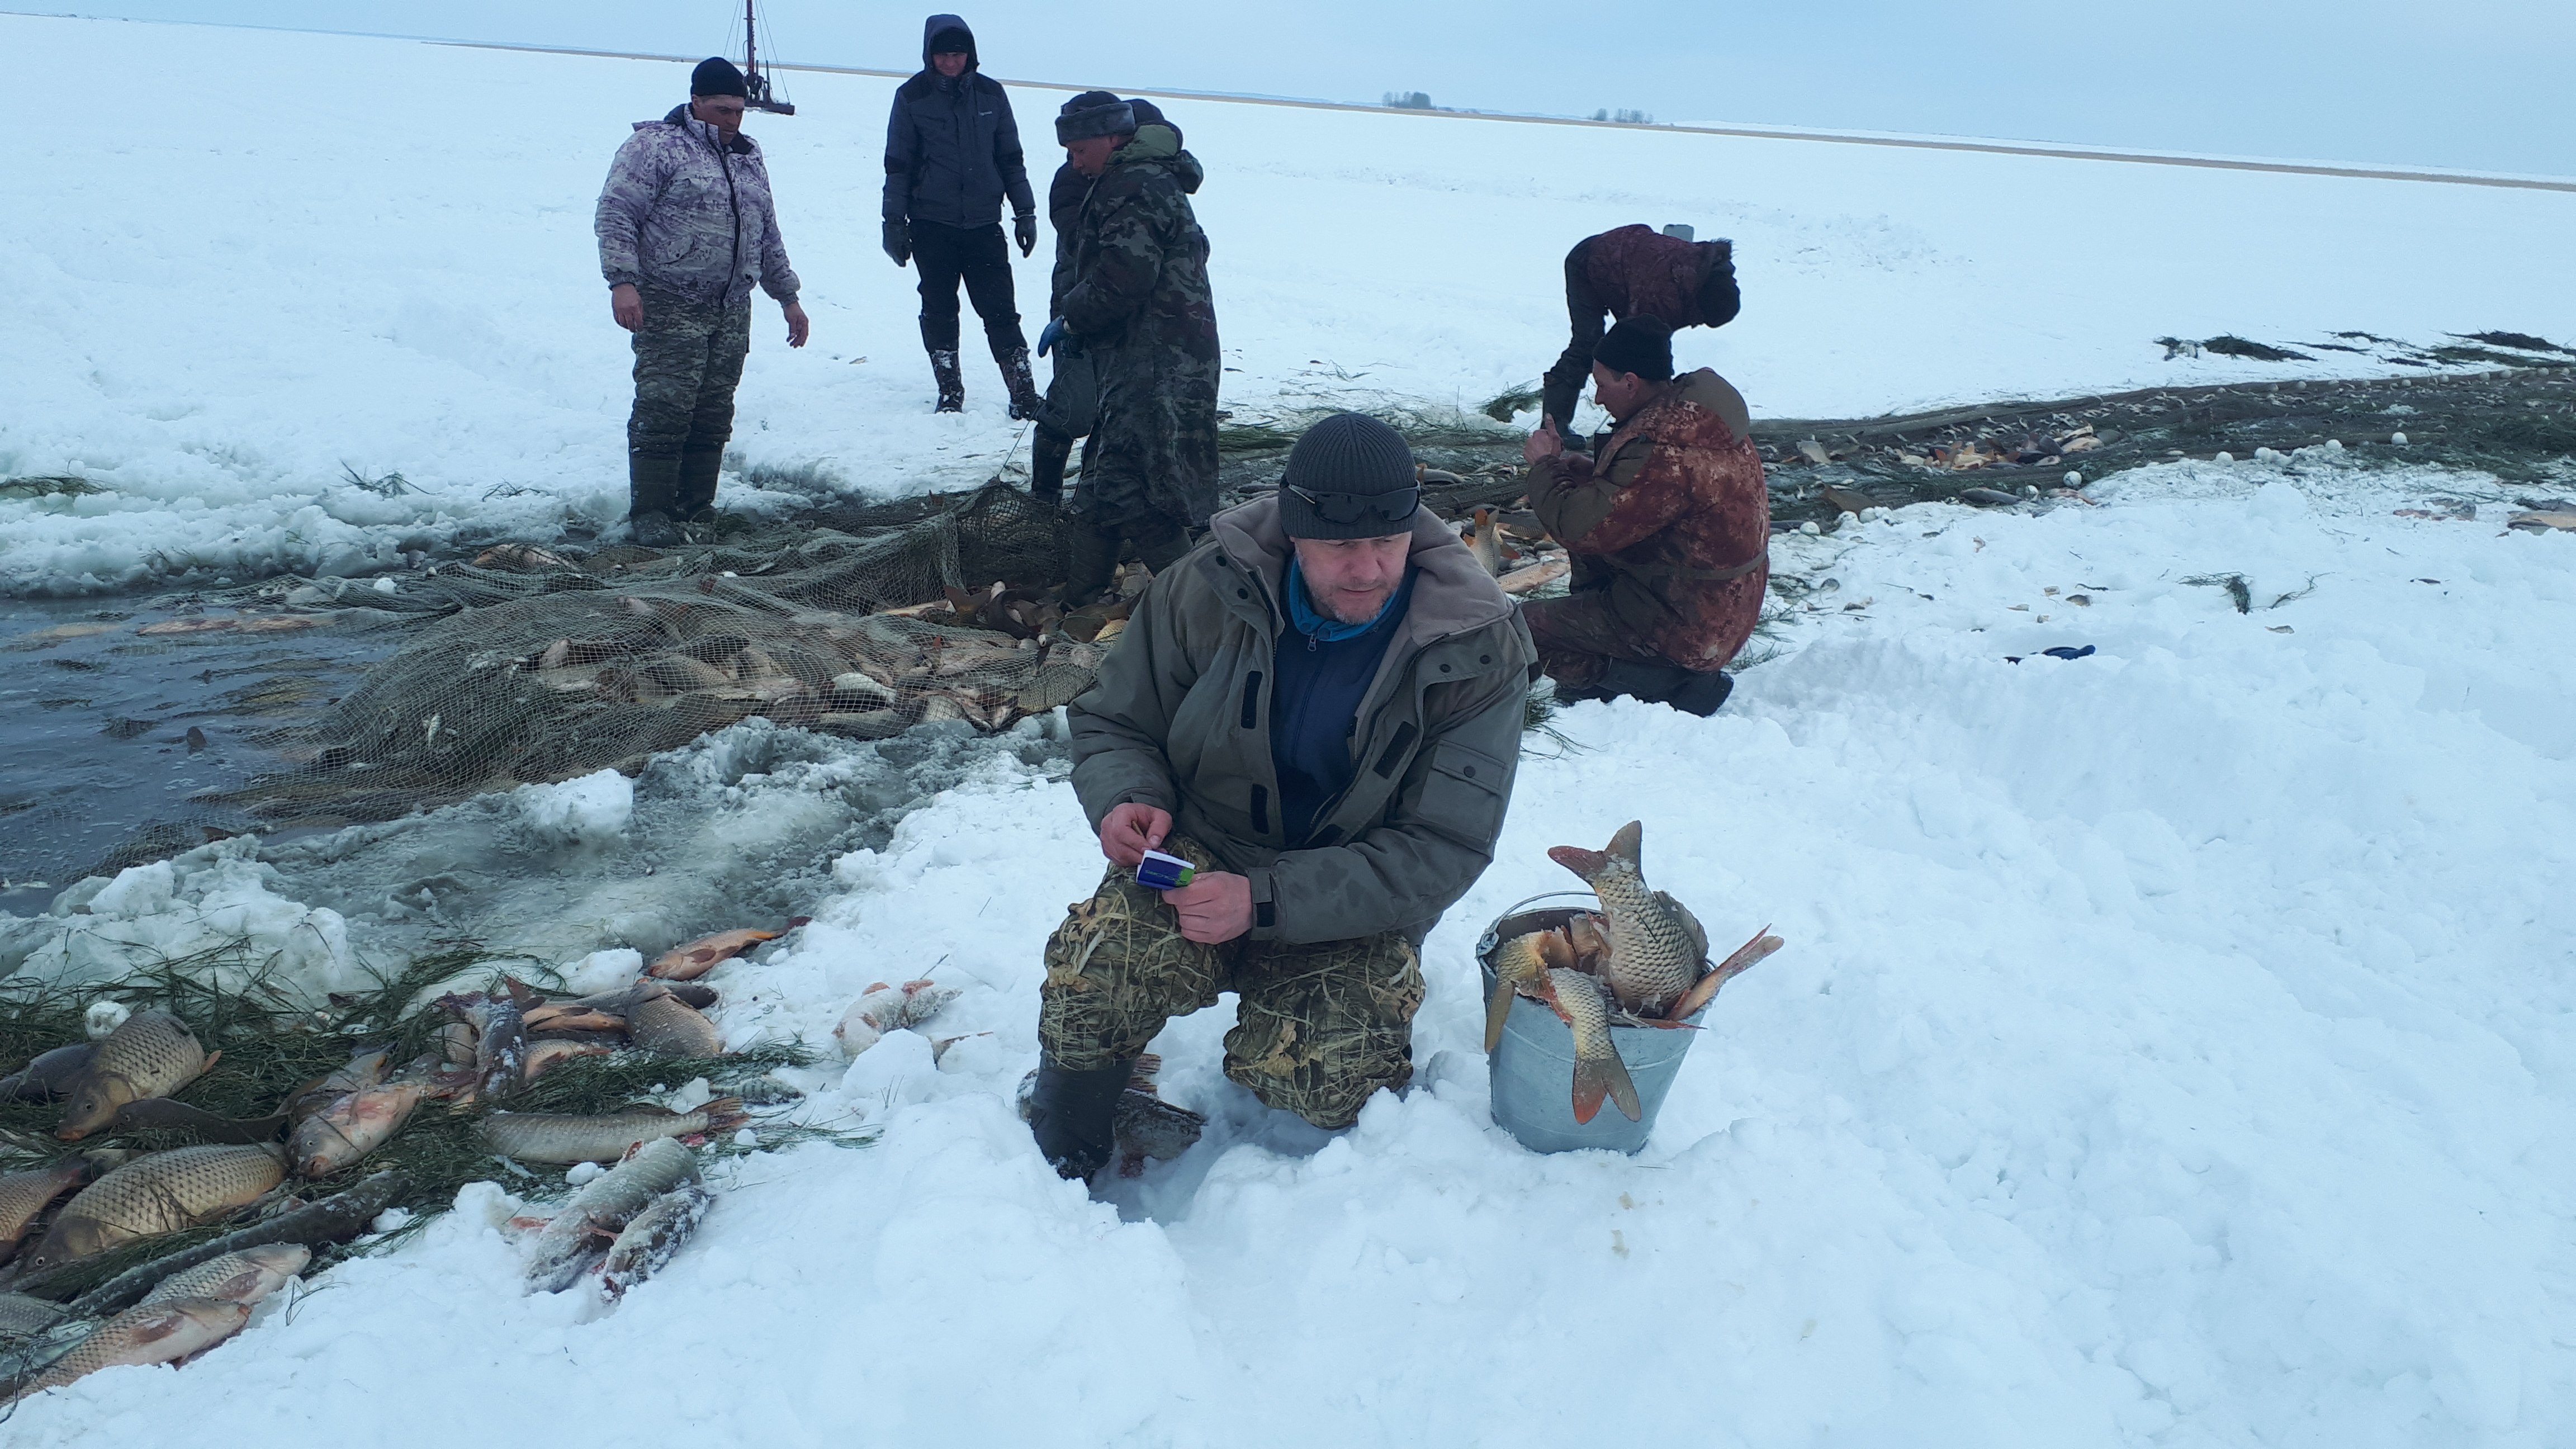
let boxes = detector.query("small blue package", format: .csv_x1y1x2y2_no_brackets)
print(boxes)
1135,849,1196,891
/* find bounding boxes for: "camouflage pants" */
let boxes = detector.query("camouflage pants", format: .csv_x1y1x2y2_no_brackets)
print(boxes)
628,286,752,461
1038,836,1424,1130
1522,587,1674,690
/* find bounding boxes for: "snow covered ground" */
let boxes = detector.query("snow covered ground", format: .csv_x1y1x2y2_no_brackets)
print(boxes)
7,452,2573,1446
4,14,2574,593
7,14,2575,1445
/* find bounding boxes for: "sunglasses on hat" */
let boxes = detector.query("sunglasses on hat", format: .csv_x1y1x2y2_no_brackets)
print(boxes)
1284,480,1418,525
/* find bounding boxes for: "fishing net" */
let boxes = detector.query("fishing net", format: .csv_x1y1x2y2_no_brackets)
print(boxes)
201,484,1114,827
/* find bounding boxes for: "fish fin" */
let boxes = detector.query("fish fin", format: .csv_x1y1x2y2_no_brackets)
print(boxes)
1569,1064,1606,1124
1608,820,1644,870
1672,929,1784,1017
1592,1050,1643,1123
195,1049,223,1079
1546,845,1607,881
702,1097,747,1133
1656,892,1708,963
500,977,543,1008
1483,978,1518,1053
1537,928,1578,971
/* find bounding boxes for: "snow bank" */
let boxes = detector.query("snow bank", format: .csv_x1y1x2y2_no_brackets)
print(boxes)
7,460,2570,1445
514,769,636,846
1,838,359,994
4,15,2573,594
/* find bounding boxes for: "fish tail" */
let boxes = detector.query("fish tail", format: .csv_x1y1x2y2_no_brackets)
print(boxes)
1483,978,1518,1053
702,1096,747,1133
1573,1049,1643,1125
1547,845,1608,881
1607,820,1643,870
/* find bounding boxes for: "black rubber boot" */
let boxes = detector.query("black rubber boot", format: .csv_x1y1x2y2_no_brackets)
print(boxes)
675,446,724,519
1023,1058,1130,1180
1029,424,1073,503
628,450,683,547
1131,517,1192,575
1665,669,1735,717
1062,517,1123,607
997,344,1043,421
930,349,964,413
1594,658,1697,707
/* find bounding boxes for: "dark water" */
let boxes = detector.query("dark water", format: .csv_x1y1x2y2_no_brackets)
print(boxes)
0,597,392,912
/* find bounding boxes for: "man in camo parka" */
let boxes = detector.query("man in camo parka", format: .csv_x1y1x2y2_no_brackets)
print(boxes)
1025,414,1534,1180
595,57,809,548
1041,92,1220,605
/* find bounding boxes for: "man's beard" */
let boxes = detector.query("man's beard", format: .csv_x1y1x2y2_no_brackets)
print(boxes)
1308,580,1390,627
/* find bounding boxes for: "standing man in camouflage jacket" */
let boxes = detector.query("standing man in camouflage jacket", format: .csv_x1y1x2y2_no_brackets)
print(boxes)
1522,317,1768,716
1044,93,1220,605
1026,414,1534,1179
595,58,809,548
1541,223,1738,437
1026,96,1186,508
881,15,1041,416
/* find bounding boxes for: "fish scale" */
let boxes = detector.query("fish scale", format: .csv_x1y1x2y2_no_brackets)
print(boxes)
139,1243,310,1307
525,1137,701,1292
22,1145,286,1271
0,1161,88,1249
1548,821,1706,1017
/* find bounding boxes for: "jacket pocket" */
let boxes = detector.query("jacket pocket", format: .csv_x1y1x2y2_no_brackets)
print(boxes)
1412,740,1509,849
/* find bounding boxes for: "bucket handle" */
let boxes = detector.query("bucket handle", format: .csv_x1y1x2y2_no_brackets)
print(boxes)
1476,891,1600,960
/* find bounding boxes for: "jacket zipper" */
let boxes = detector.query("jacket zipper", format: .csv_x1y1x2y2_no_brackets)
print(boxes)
698,118,743,297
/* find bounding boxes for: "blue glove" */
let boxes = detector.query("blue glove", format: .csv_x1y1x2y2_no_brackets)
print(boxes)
1037,317,1065,357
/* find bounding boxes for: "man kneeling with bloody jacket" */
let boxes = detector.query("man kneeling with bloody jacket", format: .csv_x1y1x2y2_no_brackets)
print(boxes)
1521,316,1769,716
1026,414,1535,1178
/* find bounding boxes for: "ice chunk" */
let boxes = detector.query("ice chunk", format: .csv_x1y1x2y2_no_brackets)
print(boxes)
517,770,634,845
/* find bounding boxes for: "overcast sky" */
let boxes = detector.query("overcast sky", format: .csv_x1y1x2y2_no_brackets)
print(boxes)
37,2,2576,177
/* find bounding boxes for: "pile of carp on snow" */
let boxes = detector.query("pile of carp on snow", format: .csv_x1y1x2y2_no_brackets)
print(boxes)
0,923,870,1402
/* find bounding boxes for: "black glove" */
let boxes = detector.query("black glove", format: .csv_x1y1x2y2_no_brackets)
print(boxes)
882,220,911,267
1013,212,1038,257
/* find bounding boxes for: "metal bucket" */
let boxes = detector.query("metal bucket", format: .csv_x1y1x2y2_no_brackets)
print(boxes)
1476,891,1710,1154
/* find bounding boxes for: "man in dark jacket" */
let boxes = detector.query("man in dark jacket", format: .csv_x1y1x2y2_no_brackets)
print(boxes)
882,15,1040,416
1541,223,1739,436
1044,92,1220,605
1026,96,1182,507
1522,317,1768,716
1026,414,1534,1178
596,57,809,548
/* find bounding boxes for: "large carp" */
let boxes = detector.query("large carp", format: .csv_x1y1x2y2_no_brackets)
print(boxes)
1548,821,1708,1018
18,1145,286,1272
55,1010,217,1140
6,1298,250,1401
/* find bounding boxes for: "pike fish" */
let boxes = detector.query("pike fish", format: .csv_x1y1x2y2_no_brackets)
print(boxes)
0,1044,96,1101
1540,968,1641,1124
0,1161,90,1259
645,926,784,981
18,1145,287,1273
482,1099,746,1165
597,1181,713,1299
138,1243,309,1308
7,1297,251,1400
524,1137,700,1292
56,1009,217,1140
1548,821,1709,1018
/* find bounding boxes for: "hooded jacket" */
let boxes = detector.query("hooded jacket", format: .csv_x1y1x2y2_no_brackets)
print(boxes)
1068,494,1536,945
596,106,801,309
883,15,1037,229
1047,99,1189,316
1577,224,1738,330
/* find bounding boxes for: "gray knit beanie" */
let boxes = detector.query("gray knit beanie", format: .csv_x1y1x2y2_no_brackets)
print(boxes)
1277,414,1419,539
1055,92,1137,144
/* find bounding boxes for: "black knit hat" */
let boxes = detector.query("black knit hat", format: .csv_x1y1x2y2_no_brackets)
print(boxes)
690,57,749,98
1594,316,1674,382
1277,414,1419,539
1056,91,1137,144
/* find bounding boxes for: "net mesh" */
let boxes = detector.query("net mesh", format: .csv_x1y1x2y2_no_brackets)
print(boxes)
203,485,1119,826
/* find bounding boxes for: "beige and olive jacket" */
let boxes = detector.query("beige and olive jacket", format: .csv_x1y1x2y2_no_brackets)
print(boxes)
1068,494,1536,945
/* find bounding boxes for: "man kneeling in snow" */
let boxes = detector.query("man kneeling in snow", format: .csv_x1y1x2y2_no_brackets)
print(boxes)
1520,316,1769,716
1027,414,1535,1177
